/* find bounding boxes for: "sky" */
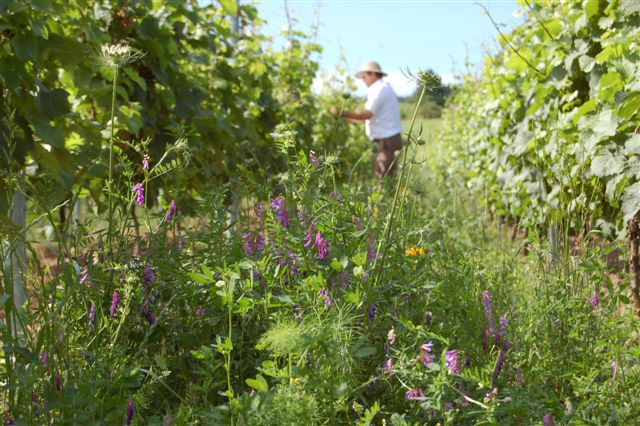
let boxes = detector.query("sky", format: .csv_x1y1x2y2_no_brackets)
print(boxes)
254,0,524,97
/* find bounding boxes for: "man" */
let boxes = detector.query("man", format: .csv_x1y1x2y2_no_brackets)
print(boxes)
331,61,403,179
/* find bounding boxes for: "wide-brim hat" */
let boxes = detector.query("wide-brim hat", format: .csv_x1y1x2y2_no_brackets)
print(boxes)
355,61,387,78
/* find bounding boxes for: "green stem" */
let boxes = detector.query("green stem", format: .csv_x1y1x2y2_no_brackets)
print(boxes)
107,66,119,258
370,83,428,293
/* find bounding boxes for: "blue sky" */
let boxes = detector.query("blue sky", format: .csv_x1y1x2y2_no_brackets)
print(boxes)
254,0,524,96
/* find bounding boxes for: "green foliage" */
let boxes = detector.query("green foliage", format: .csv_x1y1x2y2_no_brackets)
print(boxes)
441,0,640,236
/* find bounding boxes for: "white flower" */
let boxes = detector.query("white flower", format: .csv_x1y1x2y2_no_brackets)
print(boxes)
100,43,145,67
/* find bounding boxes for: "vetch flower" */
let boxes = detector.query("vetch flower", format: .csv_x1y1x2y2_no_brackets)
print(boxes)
367,236,378,262
418,341,435,366
293,304,302,321
126,399,135,425
271,196,290,228
196,307,205,317
79,266,89,285
3,413,14,425
132,183,144,207
516,368,523,387
383,358,393,374
484,388,498,403
589,290,599,308
315,231,329,260
40,352,48,367
368,303,376,321
446,349,460,374
297,206,306,224
404,388,424,400
110,291,120,316
496,315,508,345
387,329,396,346
142,154,150,170
254,201,264,219
493,341,510,380
303,223,316,248
89,303,96,328
542,413,555,426
319,288,332,307
55,372,62,391
162,200,177,223
309,150,318,166
144,264,155,283
482,290,495,336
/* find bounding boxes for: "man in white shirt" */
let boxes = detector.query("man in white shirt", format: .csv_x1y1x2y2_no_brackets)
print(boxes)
331,61,403,179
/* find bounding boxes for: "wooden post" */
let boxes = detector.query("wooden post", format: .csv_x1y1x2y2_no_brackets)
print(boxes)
9,174,27,337
627,217,640,316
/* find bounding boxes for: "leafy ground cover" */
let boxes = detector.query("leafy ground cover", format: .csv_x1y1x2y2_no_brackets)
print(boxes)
2,1,640,425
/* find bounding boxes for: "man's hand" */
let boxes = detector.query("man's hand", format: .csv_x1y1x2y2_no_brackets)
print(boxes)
330,106,340,116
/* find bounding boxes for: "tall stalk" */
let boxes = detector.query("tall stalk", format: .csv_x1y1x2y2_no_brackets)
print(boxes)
107,66,119,257
369,82,428,291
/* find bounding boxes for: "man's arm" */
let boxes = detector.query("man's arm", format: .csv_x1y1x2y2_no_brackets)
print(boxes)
330,107,373,124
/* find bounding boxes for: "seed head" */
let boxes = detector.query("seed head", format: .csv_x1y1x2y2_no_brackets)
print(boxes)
100,43,145,67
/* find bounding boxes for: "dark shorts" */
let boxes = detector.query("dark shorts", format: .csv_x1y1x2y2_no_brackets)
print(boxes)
373,133,403,179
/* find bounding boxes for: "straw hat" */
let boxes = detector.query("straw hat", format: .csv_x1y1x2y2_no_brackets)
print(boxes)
355,61,387,78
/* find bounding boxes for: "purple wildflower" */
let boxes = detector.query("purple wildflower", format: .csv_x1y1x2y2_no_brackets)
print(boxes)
271,196,290,228
297,207,306,225
444,402,454,412
555,318,562,332
493,345,509,379
144,264,155,283
309,150,318,166
141,303,156,325
482,291,495,336
243,232,264,257
496,315,508,345
367,236,378,262
542,413,555,426
387,329,396,346
315,231,329,260
176,238,184,252
254,202,264,219
303,223,316,248
89,302,96,327
132,183,144,207
142,154,150,171
383,358,393,374
3,413,14,425
445,350,460,374
110,291,120,316
481,327,488,350
404,388,424,400
368,303,376,321
484,388,498,403
516,368,523,387
293,304,302,321
611,360,617,376
162,200,177,224
55,372,62,391
589,290,599,308
419,341,435,366
40,352,48,367
80,266,89,285
196,307,205,317
126,399,135,425
319,288,332,307
244,232,256,256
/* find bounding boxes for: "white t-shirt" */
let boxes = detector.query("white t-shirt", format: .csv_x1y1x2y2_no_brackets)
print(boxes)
364,79,403,140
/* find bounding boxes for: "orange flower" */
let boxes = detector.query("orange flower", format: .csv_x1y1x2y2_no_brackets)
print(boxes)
405,247,425,257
